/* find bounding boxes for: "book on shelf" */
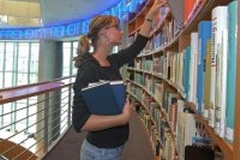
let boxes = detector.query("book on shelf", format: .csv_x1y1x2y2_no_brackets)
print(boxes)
210,5,228,138
225,0,238,143
81,80,126,115
188,32,198,104
184,0,194,24
196,21,212,114
202,39,211,119
168,97,178,132
176,111,212,160
183,46,191,100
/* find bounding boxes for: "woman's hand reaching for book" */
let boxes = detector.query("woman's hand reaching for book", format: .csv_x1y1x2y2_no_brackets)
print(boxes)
139,0,167,37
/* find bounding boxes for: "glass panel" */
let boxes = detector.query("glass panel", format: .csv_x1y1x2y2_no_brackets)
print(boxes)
4,72,13,88
72,42,78,75
0,43,4,88
63,45,71,77
63,42,71,48
5,43,14,71
29,73,38,84
17,73,28,86
17,43,29,85
0,43,4,71
30,43,39,83
63,41,78,77
18,43,29,73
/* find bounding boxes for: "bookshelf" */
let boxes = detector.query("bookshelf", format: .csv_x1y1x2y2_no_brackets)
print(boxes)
126,0,240,159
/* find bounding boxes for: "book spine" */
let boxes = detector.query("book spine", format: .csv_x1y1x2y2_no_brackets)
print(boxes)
189,32,198,104
197,21,212,114
184,46,191,101
202,40,211,119
184,0,197,25
209,7,227,128
225,1,238,143
212,6,228,138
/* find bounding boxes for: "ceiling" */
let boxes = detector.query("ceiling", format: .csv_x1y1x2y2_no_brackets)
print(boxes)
40,0,122,26
0,0,122,27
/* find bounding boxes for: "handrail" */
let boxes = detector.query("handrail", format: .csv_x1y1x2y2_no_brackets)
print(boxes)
0,76,75,104
0,75,75,92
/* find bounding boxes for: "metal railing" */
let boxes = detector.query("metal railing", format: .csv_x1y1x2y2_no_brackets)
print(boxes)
0,76,75,160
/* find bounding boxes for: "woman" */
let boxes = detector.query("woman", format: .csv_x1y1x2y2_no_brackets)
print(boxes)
72,0,167,159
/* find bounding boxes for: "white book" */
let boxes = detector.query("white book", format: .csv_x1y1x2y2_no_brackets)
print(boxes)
216,29,228,137
212,6,228,137
189,32,198,104
176,112,197,160
209,6,228,130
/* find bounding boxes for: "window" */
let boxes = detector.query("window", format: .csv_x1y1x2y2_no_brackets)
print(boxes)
0,41,39,133
63,41,78,77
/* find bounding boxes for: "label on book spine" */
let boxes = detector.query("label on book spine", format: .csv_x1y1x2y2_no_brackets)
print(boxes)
225,127,234,143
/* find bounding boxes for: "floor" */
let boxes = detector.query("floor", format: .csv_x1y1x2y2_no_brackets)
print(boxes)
43,112,155,160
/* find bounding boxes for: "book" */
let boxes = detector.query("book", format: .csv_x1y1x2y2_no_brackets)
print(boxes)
183,0,196,25
81,80,126,115
176,111,212,160
210,6,228,138
189,32,198,104
183,46,191,100
209,6,228,129
225,0,238,143
202,40,211,119
197,21,212,114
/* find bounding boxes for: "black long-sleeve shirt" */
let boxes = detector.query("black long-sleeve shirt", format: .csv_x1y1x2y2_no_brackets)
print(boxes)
72,34,149,148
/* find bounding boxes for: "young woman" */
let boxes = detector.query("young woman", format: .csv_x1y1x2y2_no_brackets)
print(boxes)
72,0,167,159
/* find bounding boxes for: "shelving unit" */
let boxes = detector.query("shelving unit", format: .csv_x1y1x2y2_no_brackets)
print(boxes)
126,0,240,159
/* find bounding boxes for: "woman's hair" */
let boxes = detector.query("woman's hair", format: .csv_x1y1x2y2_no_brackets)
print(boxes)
75,15,120,57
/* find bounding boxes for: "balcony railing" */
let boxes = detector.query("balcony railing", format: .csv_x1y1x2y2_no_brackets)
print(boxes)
0,76,75,160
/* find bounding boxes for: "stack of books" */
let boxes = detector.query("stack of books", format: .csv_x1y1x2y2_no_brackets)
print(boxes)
81,80,126,115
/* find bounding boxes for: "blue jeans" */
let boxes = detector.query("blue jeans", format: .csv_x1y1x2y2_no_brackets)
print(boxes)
80,139,124,160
